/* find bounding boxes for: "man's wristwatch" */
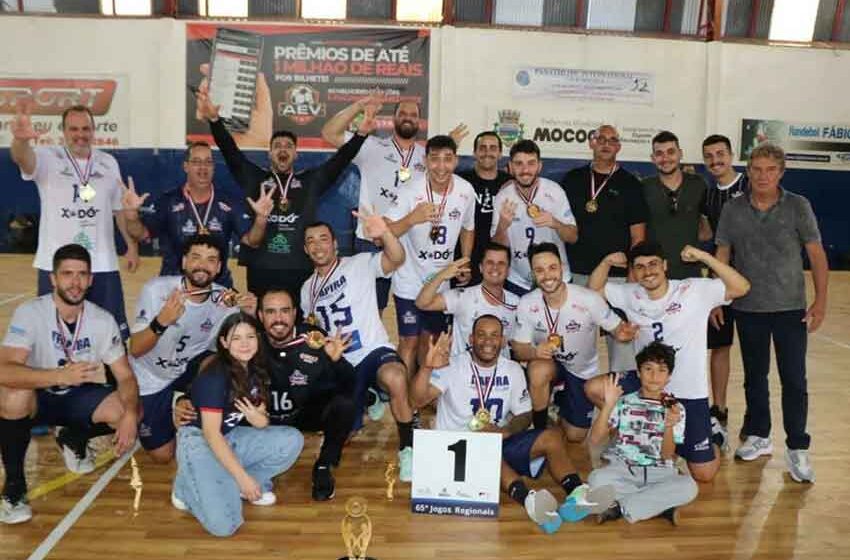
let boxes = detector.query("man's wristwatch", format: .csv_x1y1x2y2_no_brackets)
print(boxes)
149,317,168,336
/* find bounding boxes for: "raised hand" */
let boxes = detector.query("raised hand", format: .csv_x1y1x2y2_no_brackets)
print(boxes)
323,328,352,362
440,257,471,281
680,245,705,263
196,63,272,149
11,102,41,142
247,184,274,219
498,199,517,225
424,331,451,370
357,102,379,136
604,252,628,268
411,201,438,225
602,373,624,406
235,291,258,316
157,289,186,326
353,206,390,240
194,78,221,122
449,123,469,147
121,176,150,212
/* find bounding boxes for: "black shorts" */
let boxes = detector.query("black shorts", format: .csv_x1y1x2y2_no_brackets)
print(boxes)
707,305,735,349
35,385,114,428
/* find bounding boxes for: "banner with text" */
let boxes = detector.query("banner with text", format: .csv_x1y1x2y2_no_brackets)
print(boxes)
513,67,655,106
741,118,850,167
186,24,430,150
0,75,129,148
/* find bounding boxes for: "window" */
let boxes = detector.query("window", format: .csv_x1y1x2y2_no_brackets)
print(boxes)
100,0,151,15
301,0,346,19
397,0,442,22
199,0,248,17
769,0,819,42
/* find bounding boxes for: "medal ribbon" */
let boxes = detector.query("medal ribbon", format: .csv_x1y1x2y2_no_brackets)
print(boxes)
280,332,309,349
426,176,453,226
542,296,560,336
271,171,294,206
55,304,85,363
183,185,215,232
309,258,341,317
514,179,539,211
470,359,498,411
64,147,94,188
589,165,618,203
481,285,517,311
391,137,415,170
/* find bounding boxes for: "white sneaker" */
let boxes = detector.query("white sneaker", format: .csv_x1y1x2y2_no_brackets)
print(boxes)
241,491,277,506
785,449,815,483
55,427,96,474
398,446,413,482
366,388,386,422
735,436,773,461
710,416,730,453
171,492,189,511
524,489,562,534
0,497,32,524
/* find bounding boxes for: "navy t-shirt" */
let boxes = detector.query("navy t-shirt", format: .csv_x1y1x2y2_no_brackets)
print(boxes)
190,362,263,435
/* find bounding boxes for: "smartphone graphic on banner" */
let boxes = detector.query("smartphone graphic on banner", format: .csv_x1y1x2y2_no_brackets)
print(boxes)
208,28,263,133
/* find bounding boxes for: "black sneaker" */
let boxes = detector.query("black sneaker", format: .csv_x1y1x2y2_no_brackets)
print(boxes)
660,507,679,526
596,502,622,525
709,405,728,427
312,463,335,501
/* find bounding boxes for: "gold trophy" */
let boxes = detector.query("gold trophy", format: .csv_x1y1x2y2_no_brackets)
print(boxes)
339,497,377,560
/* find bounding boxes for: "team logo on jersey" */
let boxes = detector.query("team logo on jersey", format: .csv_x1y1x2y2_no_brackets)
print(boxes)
218,201,232,212
560,351,578,362
200,318,214,333
448,208,461,221
665,302,682,314
299,353,318,365
182,219,197,235
61,207,100,220
207,217,222,232
414,162,426,173
268,233,291,254
564,320,582,333
289,371,308,386
171,202,185,213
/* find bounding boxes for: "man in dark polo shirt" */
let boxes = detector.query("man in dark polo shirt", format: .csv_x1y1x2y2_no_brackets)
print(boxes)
715,142,828,483
643,131,709,280
457,131,513,286
561,124,647,371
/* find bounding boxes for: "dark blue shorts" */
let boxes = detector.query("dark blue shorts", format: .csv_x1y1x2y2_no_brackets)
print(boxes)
393,296,448,337
139,366,198,451
354,238,390,311
503,429,546,478
352,346,403,430
38,269,129,341
35,385,114,428
504,279,531,298
555,367,641,429
707,305,735,349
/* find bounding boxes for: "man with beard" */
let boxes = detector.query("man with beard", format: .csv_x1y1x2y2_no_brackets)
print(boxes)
0,244,138,524
642,131,710,280
301,215,415,481
128,235,256,462
416,242,519,358
511,243,635,441
586,241,750,483
457,132,513,286
195,85,370,303
491,140,578,297
176,289,357,501
121,142,253,288
386,135,476,378
410,315,616,534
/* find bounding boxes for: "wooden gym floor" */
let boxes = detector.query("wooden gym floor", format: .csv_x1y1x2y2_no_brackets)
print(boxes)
0,254,848,559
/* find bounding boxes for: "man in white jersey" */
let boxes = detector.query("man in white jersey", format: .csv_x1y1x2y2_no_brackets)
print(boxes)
511,243,635,443
10,104,140,340
0,244,139,524
386,135,476,376
301,217,416,481
585,241,750,482
129,235,255,462
410,315,615,534
416,242,518,358
492,140,577,296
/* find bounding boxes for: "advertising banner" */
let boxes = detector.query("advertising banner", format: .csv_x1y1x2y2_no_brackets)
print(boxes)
512,66,655,106
741,118,850,166
186,24,430,150
0,76,129,148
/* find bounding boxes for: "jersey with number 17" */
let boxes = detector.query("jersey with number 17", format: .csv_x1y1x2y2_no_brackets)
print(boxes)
386,174,476,300
300,253,392,367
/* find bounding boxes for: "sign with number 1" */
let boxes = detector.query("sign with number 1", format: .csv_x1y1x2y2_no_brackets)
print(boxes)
410,429,502,518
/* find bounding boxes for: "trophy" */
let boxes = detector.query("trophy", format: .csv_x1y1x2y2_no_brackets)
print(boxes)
339,497,377,560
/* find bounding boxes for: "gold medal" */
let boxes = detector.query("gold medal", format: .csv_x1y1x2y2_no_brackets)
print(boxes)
398,166,411,183
547,333,562,350
79,183,96,203
468,408,491,431
278,198,289,212
305,330,325,349
220,291,238,307
199,225,209,235
585,199,598,213
306,313,319,326
527,204,541,218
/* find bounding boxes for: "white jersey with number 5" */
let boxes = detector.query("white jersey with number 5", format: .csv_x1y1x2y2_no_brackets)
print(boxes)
442,285,519,358
130,276,238,396
513,285,621,380
386,175,476,300
430,352,531,432
605,278,728,400
490,178,575,290
300,253,392,367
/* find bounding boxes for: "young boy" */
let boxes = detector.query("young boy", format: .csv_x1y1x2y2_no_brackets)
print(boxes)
587,342,698,525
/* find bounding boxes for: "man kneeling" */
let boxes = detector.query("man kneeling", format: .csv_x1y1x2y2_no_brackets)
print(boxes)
410,314,613,534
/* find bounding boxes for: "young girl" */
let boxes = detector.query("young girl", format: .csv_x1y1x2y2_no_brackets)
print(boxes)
172,312,304,537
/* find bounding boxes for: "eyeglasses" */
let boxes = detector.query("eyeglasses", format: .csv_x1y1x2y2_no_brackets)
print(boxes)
188,159,214,167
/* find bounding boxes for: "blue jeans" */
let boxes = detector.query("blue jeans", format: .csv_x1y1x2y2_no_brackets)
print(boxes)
173,425,304,537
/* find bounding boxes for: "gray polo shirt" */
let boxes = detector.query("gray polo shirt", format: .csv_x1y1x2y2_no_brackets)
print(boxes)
715,188,821,312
